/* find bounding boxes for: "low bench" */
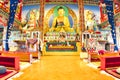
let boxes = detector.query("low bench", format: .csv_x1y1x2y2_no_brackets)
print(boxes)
0,56,20,70
1,51,32,63
88,51,119,62
100,56,120,70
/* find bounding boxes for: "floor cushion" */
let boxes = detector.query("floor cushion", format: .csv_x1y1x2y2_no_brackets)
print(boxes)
0,66,6,74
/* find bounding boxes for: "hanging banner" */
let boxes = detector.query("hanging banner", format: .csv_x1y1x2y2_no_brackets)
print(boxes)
5,0,19,51
104,0,118,51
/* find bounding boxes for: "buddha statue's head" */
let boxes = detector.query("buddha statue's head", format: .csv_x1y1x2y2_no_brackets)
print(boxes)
57,7,65,17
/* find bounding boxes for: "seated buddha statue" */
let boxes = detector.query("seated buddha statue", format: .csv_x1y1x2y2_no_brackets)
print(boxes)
49,6,74,32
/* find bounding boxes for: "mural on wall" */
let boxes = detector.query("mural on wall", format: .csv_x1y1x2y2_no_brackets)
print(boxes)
22,5,40,31
0,0,22,27
44,4,79,33
84,5,100,32
44,4,79,43
0,0,9,27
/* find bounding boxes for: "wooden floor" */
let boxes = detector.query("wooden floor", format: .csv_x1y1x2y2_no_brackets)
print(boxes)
12,56,115,80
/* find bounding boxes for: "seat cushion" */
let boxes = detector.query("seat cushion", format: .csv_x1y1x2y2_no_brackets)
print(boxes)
0,66,6,74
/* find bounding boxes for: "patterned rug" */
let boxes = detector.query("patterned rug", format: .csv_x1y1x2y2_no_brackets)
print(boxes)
7,72,23,80
86,60,120,79
7,62,31,80
0,70,18,80
6,60,39,80
100,70,119,80
105,68,120,79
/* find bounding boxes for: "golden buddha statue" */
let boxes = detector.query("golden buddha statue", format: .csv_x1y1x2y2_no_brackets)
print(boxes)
49,7,74,32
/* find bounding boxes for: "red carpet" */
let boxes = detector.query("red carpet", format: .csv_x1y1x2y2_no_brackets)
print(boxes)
0,70,17,80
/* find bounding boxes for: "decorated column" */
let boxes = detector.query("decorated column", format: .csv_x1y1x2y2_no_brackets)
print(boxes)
78,0,85,32
39,0,45,41
5,0,19,51
17,0,23,20
78,0,84,43
104,0,118,51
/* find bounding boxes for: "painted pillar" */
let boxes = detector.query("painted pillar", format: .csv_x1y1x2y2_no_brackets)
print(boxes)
17,0,23,20
78,0,85,43
99,0,108,23
78,0,85,32
39,0,45,42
